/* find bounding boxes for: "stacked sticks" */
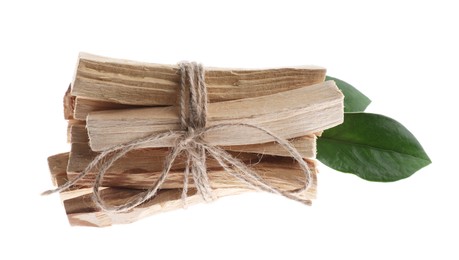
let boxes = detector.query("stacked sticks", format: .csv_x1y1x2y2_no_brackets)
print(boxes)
47,53,344,227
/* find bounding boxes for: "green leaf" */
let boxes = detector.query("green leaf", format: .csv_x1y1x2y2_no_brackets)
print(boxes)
317,113,431,182
326,76,371,112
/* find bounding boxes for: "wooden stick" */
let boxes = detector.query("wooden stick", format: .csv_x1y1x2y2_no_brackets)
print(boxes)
67,146,314,190
67,121,87,143
65,175,317,227
72,52,326,106
49,152,317,227
65,188,251,227
223,136,316,158
48,153,69,187
69,166,313,191
68,123,316,157
73,97,138,120
87,81,343,151
67,143,261,177
63,85,75,120
48,153,107,201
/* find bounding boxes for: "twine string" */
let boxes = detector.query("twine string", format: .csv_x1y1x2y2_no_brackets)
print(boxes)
43,62,313,212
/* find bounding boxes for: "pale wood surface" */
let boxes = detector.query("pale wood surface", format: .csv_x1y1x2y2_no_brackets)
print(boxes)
223,136,316,158
63,85,75,120
47,54,338,227
73,97,138,120
65,188,252,227
67,144,314,190
48,153,107,201
49,152,317,227
72,52,326,106
68,123,316,157
67,122,87,143
87,81,343,151
67,143,261,175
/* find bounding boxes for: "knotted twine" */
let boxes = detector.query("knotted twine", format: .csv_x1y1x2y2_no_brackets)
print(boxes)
43,62,313,212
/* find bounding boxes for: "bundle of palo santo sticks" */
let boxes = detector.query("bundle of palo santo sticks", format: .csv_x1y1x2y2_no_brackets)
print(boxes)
47,53,344,227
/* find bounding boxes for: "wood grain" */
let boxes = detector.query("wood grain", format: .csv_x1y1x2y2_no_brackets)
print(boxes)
87,81,343,151
63,85,75,120
48,153,107,201
47,54,339,227
67,143,314,190
72,52,327,106
49,152,317,227
68,123,316,157
73,97,138,120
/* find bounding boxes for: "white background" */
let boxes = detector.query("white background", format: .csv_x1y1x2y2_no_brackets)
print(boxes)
1,1,458,259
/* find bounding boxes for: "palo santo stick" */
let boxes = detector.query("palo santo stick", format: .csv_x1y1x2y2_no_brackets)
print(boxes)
68,123,316,157
72,52,326,106
69,164,313,190
87,81,344,151
48,153,107,201
63,85,75,120
67,143,262,177
73,97,137,120
67,121,87,143
67,151,313,190
56,150,313,194
49,151,317,227
223,136,316,157
64,188,250,227
66,172,316,227
48,153,69,187
67,142,316,186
